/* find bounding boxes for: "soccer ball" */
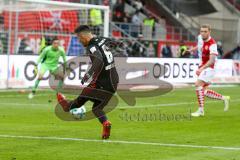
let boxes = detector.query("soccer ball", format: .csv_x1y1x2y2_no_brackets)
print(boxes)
69,106,86,119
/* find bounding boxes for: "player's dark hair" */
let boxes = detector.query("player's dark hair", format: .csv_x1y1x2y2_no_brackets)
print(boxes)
74,25,91,34
51,36,59,43
44,36,52,46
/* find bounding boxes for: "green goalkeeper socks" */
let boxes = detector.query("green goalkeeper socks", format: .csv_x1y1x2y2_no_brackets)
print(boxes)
32,79,40,93
56,80,63,92
32,79,63,93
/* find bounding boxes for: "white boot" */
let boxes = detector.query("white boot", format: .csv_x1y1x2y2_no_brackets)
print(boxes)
191,108,204,117
223,96,230,112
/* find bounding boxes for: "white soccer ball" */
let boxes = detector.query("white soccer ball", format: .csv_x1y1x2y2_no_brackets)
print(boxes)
69,106,86,119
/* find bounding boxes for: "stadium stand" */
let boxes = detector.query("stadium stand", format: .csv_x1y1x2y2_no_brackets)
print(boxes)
227,0,240,11
1,0,239,58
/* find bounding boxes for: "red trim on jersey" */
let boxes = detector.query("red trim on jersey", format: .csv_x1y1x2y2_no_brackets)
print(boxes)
200,37,218,69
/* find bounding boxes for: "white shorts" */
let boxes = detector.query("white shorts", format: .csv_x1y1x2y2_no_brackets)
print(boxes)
198,68,215,84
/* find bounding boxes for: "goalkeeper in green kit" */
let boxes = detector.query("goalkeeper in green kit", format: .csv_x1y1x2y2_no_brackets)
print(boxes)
28,37,67,99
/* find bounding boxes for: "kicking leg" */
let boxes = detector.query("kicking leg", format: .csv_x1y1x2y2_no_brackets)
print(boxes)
57,85,101,112
57,92,88,112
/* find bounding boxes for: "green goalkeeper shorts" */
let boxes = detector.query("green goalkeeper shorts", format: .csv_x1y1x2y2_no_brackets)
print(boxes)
39,63,59,76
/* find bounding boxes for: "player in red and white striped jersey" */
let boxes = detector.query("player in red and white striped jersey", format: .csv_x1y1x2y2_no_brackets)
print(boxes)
191,24,230,117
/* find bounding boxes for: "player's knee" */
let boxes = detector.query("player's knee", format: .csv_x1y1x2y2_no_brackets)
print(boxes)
55,74,63,80
195,82,200,87
38,76,44,80
196,86,203,91
195,83,204,89
204,89,208,94
92,107,100,116
195,80,204,88
59,75,64,80
92,103,105,115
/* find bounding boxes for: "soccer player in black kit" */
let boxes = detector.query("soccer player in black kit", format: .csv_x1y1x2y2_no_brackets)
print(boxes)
57,25,119,139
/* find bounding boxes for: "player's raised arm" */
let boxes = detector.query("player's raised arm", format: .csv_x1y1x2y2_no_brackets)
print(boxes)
184,35,202,55
189,46,198,53
36,47,48,65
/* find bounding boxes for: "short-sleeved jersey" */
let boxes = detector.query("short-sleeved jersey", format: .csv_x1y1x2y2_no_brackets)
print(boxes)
199,36,218,69
86,37,119,90
37,46,66,68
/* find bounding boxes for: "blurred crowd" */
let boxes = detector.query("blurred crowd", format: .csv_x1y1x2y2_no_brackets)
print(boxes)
0,36,237,59
112,0,160,39
0,0,239,60
160,40,240,60
0,28,240,59
117,36,157,57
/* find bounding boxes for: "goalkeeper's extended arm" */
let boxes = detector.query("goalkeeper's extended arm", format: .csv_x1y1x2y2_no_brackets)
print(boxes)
37,48,47,65
34,48,47,75
34,65,38,75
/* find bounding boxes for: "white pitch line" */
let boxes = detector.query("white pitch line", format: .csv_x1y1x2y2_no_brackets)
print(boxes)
0,93,53,98
118,99,240,109
0,134,239,151
0,102,50,106
0,99,239,109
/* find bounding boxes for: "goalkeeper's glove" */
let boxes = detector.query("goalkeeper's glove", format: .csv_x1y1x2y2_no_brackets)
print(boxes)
34,66,38,75
65,67,71,76
81,73,90,85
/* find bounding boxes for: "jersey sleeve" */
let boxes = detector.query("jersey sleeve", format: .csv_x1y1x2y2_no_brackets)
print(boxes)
37,47,48,64
209,43,218,55
197,35,202,42
197,35,203,48
86,45,104,78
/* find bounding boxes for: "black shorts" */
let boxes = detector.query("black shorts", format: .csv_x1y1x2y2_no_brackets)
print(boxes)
88,81,118,94
70,82,118,111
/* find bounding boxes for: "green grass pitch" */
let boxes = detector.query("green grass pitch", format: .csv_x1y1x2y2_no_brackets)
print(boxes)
0,86,240,160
